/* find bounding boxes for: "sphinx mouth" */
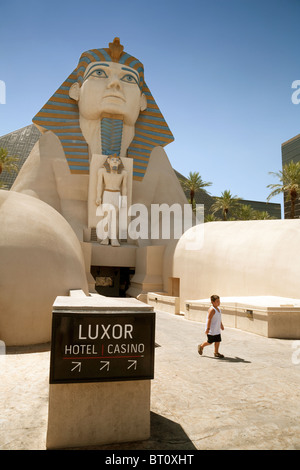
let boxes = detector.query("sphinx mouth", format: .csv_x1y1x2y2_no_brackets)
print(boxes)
103,93,125,102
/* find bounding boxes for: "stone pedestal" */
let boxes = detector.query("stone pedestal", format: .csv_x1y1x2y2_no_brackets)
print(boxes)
47,380,151,449
46,291,155,449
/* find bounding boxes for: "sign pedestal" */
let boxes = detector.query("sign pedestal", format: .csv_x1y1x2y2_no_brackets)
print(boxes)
46,291,155,450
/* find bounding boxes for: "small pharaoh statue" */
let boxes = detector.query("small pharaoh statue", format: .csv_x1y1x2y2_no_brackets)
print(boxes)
96,154,127,246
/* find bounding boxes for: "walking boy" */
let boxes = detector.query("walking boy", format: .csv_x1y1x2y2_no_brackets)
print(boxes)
198,295,224,358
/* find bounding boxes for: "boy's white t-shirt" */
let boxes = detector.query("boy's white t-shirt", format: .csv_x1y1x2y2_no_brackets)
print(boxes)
205,306,222,335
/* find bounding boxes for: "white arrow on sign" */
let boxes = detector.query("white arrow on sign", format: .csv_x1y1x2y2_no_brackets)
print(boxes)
100,361,110,371
127,360,137,370
71,362,81,372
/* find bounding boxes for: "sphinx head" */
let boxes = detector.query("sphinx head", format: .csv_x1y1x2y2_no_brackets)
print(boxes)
69,38,147,126
32,38,174,179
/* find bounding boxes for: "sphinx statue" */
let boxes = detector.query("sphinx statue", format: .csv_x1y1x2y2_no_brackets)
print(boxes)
12,38,187,240
1,38,188,345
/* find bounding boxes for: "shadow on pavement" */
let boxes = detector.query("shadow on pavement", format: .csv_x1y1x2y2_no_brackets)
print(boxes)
206,355,251,363
68,412,197,450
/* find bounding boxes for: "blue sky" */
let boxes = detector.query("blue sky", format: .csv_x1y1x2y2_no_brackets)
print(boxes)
1,0,300,207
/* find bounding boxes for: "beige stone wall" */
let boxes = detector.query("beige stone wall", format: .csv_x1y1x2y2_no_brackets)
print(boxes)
146,292,181,315
173,220,300,308
0,190,88,346
184,297,300,339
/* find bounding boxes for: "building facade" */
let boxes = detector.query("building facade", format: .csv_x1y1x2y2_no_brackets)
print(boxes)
281,133,300,219
0,124,40,188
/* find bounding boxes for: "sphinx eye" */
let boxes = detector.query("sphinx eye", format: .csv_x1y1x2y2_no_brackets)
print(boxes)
121,74,138,85
92,68,108,78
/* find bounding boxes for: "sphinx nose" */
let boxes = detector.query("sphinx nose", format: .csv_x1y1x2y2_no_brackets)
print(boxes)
107,74,121,90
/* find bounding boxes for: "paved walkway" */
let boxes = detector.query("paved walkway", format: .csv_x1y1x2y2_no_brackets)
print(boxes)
1,310,300,450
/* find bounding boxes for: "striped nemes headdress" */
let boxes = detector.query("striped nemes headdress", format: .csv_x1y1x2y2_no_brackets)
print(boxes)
32,38,174,181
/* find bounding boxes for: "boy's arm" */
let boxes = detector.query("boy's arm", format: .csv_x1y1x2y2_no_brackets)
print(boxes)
205,308,215,334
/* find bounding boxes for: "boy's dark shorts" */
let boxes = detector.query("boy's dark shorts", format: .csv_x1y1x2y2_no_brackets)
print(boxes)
207,334,222,343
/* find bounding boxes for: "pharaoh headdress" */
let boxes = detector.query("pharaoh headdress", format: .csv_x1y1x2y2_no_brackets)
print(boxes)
32,38,174,181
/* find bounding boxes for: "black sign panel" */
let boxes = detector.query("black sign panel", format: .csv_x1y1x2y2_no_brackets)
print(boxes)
50,311,155,384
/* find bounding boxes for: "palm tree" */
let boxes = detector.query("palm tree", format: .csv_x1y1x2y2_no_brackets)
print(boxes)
234,203,256,220
0,147,19,176
234,203,275,220
210,190,241,221
267,161,300,219
0,148,19,189
204,213,221,222
253,210,274,220
179,171,212,209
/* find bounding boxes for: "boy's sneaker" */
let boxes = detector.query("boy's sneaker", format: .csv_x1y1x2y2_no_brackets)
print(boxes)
214,352,224,358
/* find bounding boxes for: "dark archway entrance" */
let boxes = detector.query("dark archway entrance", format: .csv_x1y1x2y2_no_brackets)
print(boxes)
90,266,134,297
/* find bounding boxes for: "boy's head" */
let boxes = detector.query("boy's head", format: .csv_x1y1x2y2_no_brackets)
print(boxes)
210,294,220,304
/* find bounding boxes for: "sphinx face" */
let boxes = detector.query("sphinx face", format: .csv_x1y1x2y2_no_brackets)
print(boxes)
69,62,147,126
108,156,121,172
